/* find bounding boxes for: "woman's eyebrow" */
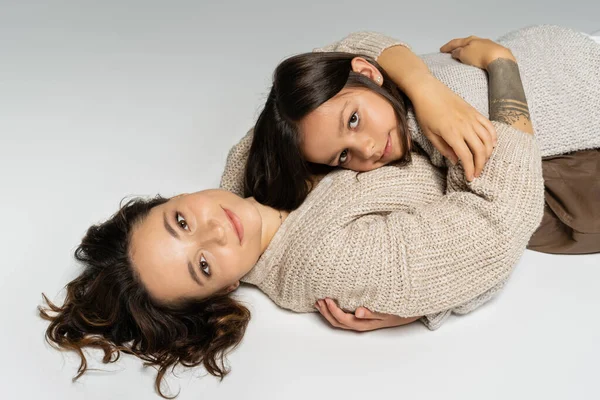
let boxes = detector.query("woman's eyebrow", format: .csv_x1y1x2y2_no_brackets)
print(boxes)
163,211,180,239
188,262,203,286
161,212,202,286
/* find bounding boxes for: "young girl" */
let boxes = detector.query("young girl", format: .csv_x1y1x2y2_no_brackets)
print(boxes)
221,25,600,256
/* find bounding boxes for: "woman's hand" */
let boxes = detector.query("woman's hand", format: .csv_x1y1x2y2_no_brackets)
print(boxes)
314,298,420,332
411,76,498,181
441,36,532,134
440,35,516,70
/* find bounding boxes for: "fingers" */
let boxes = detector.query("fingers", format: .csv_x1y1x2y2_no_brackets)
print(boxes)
315,299,349,329
448,139,475,181
428,134,459,165
315,299,381,331
440,36,478,53
476,113,498,145
451,47,463,61
324,298,356,326
473,122,494,164
355,307,383,320
465,132,487,179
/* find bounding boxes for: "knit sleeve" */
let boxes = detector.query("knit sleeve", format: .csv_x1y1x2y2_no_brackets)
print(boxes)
313,31,410,60
333,122,545,318
219,128,254,197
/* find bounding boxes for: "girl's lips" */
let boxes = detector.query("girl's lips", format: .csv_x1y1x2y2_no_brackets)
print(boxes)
223,207,244,245
381,133,392,161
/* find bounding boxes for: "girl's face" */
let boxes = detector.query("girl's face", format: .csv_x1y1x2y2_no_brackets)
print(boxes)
299,87,405,172
129,190,263,303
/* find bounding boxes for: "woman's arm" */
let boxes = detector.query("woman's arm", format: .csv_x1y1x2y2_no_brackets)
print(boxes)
318,37,543,331
327,121,544,318
440,36,533,134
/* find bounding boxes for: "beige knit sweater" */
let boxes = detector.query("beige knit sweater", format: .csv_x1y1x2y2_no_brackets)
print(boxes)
220,25,600,329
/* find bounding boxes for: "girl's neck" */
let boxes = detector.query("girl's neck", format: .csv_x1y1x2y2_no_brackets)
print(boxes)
246,197,289,253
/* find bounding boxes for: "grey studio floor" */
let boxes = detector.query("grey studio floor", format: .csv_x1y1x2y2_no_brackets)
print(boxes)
1,1,599,399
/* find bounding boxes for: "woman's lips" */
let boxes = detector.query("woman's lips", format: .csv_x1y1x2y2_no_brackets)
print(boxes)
223,207,244,245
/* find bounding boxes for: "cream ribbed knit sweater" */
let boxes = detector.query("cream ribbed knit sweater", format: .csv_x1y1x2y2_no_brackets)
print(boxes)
220,25,600,329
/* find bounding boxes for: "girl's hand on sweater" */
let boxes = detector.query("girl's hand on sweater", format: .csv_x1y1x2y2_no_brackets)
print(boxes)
411,76,498,181
440,36,516,70
378,43,496,181
315,298,420,331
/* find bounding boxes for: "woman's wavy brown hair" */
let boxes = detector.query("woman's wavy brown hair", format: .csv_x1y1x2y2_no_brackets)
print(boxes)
39,196,251,398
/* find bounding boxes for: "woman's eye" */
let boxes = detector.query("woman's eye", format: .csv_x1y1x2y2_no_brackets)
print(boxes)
176,213,189,230
338,149,349,164
348,112,359,129
199,255,210,276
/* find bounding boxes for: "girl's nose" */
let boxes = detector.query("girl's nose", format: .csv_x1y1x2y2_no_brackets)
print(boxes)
355,135,376,159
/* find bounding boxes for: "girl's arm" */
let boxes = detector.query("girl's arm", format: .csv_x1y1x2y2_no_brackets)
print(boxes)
315,31,497,181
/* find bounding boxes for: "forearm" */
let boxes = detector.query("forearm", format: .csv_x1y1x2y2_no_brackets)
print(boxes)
378,45,432,98
486,58,533,134
391,123,544,316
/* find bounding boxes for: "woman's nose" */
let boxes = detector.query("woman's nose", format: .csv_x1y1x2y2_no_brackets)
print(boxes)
196,219,227,246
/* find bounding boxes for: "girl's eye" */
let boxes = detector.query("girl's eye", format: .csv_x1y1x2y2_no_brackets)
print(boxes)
176,213,189,231
338,149,349,164
199,255,210,276
348,112,359,129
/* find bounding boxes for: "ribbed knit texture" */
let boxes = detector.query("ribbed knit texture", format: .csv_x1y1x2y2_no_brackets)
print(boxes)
219,25,599,330
240,124,544,330
404,25,600,166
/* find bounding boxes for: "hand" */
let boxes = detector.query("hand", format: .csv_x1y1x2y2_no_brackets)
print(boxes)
412,75,497,181
440,35,516,70
315,298,420,332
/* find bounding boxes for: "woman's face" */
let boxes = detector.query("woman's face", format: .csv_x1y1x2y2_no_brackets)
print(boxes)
129,190,263,303
299,87,405,172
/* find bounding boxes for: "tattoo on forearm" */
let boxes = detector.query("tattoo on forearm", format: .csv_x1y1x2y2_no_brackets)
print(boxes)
487,58,531,127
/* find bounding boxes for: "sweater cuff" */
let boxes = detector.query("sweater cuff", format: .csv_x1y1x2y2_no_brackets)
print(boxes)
420,310,452,330
313,31,410,60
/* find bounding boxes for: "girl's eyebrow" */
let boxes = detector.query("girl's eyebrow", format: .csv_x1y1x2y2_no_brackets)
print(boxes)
326,100,351,165
338,99,350,135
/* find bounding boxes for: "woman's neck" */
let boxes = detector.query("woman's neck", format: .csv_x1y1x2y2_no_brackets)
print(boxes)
246,197,289,253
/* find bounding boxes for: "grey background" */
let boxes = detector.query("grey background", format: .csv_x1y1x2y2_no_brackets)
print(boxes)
1,1,599,399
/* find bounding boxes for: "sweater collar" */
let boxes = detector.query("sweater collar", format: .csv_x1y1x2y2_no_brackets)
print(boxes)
241,175,336,285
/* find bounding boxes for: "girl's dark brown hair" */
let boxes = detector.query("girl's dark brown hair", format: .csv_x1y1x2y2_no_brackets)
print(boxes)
245,51,412,211
39,196,251,398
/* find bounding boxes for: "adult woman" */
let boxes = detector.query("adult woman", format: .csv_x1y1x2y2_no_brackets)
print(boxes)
41,119,541,397
221,25,600,257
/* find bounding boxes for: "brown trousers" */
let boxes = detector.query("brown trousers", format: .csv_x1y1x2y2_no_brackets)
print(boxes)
527,149,600,254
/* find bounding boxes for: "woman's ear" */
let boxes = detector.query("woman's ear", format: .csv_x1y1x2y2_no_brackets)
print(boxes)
350,57,383,86
224,281,240,294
